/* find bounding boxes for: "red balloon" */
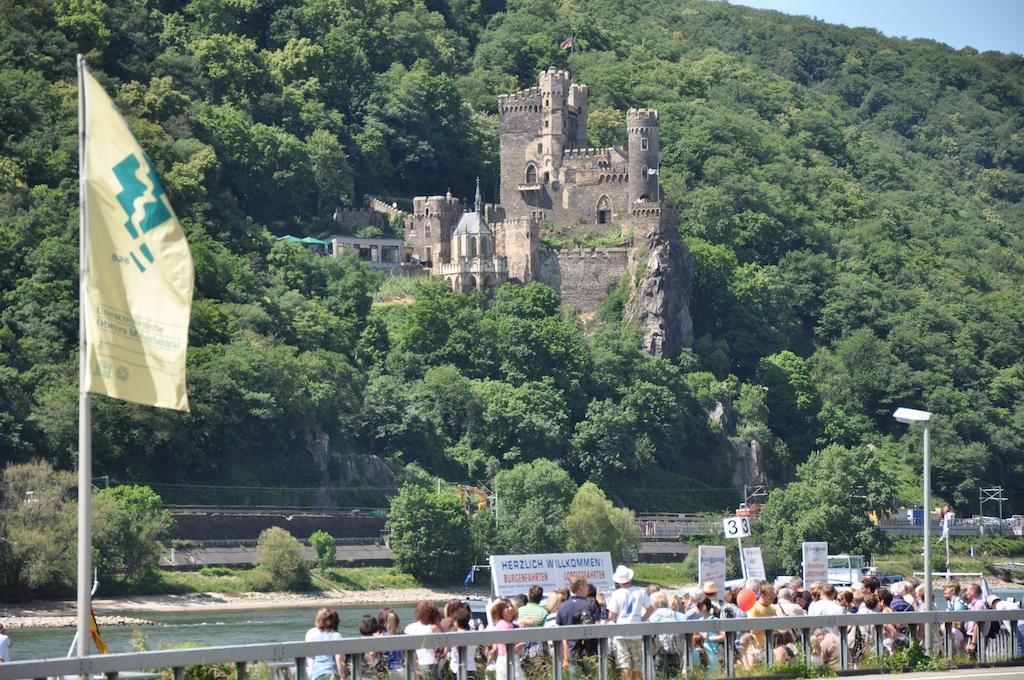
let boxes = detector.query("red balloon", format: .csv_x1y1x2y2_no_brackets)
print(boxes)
737,587,757,612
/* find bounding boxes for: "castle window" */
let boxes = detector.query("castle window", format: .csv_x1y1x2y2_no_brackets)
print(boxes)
545,120,549,128
426,224,431,238
641,137,649,150
470,238,477,258
425,207,430,216
537,143,543,153
426,247,432,263
526,164,538,184
597,195,612,225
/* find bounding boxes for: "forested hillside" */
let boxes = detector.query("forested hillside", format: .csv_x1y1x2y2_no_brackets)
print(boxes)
2,0,1023,517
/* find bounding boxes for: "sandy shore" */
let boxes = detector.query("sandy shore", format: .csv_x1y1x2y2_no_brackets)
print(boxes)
0,586,492,629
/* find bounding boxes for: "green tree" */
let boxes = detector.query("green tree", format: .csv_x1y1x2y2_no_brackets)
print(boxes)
309,529,336,570
255,527,310,590
386,484,473,582
0,460,77,600
93,485,175,584
493,460,577,553
307,129,354,221
759,444,894,573
564,482,641,564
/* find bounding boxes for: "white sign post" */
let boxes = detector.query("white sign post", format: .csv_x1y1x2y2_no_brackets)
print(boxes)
742,546,766,581
698,545,727,595
802,541,829,584
722,516,752,580
488,552,613,597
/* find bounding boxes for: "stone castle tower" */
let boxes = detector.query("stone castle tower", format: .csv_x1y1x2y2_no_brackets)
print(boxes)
402,68,692,356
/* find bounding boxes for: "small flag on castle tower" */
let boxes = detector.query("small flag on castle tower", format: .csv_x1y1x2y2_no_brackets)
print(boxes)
560,36,574,51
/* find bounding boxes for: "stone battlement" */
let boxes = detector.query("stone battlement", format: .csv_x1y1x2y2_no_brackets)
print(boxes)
631,204,662,217
627,108,660,122
365,196,405,219
548,245,632,258
541,67,572,80
498,87,543,113
563,147,614,159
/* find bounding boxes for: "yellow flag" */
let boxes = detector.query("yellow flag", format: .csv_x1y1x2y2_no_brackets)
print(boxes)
83,67,194,410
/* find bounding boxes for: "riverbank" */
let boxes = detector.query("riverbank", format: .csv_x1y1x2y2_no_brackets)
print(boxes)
1,586,492,629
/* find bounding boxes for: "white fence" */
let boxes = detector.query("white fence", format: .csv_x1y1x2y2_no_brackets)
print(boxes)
0,610,1020,680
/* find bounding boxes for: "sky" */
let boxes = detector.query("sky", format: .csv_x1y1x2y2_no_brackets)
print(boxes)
731,0,1024,56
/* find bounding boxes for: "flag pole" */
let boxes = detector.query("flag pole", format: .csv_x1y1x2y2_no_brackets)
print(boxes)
76,52,94,660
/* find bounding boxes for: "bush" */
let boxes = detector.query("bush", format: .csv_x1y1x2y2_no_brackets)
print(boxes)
309,530,336,569
199,566,233,577
255,527,310,590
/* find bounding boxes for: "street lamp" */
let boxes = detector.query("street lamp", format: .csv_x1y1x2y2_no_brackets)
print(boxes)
894,406,933,652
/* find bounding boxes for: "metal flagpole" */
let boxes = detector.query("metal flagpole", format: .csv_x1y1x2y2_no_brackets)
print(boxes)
76,52,94,660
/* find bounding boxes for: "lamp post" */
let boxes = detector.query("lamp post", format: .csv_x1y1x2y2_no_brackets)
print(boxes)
894,406,933,652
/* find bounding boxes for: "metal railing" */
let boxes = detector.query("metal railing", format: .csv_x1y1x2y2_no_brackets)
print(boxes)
0,610,1020,680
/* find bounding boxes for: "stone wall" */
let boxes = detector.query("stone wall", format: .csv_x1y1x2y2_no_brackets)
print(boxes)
170,512,385,542
535,246,630,314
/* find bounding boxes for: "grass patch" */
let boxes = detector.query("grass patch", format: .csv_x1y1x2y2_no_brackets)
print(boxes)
631,563,690,587
147,568,256,595
541,226,633,250
319,566,423,591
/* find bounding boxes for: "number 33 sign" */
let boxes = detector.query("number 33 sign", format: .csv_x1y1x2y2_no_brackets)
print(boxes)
722,516,751,538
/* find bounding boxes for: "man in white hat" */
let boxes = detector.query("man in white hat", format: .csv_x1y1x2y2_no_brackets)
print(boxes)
606,565,652,680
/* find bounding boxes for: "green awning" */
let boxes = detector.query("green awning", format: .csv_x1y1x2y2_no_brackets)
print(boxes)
276,235,303,242
299,236,329,245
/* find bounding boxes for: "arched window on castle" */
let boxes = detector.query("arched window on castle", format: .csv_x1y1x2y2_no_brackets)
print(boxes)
526,164,538,184
597,195,612,225
469,237,477,258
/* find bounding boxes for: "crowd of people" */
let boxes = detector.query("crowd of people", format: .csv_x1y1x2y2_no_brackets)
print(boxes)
301,568,1023,680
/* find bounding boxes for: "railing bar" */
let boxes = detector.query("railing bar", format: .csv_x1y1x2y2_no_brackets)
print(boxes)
724,631,735,679
552,638,563,680
641,635,652,680
874,624,884,660
944,621,953,660
296,656,307,680
802,628,811,668
838,626,848,671
235,661,247,680
1,611,1020,680
682,632,692,674
352,652,363,680
457,645,468,680
405,650,415,680
765,630,773,669
505,642,514,680
598,637,609,680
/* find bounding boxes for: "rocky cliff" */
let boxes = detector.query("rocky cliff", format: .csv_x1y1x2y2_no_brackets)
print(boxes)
624,222,694,358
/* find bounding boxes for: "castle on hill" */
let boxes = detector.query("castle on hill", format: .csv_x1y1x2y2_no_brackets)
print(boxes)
400,68,666,309
333,67,691,358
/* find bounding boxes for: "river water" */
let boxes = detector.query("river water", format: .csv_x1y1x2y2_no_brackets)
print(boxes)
11,603,418,662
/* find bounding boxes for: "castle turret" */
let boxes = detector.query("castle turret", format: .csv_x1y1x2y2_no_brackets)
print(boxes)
538,67,573,184
627,108,660,204
567,83,589,147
